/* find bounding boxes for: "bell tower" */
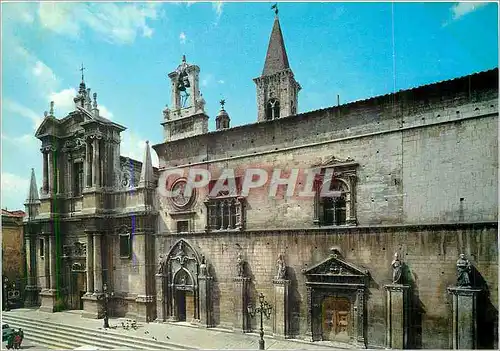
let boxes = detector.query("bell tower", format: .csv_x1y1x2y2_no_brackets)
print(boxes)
254,9,301,122
161,55,208,141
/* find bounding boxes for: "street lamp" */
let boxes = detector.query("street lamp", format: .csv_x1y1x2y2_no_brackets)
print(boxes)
247,292,272,350
101,283,114,329
3,276,10,311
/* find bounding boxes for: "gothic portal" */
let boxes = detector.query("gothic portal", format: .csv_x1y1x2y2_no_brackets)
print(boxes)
156,239,212,326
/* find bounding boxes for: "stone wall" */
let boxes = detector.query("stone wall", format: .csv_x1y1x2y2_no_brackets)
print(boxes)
155,223,498,349
1,216,25,286
156,99,498,234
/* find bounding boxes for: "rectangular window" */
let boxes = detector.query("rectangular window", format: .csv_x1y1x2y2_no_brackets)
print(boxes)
119,234,131,258
39,238,44,257
206,198,243,231
177,221,189,233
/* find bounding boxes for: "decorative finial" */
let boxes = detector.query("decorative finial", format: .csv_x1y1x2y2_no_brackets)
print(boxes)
220,99,226,109
49,101,54,116
92,92,98,109
271,3,278,16
146,140,149,145
182,55,186,63
80,63,85,82
44,111,48,117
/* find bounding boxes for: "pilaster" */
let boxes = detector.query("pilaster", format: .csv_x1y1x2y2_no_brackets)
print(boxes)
448,287,482,350
92,233,102,294
384,284,410,349
233,276,251,333
272,278,290,339
199,276,214,328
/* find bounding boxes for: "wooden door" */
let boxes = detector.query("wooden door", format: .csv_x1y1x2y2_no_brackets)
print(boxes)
322,296,350,341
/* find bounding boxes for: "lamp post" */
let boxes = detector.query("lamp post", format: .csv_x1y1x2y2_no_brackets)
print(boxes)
101,283,114,329
3,276,10,311
247,292,272,350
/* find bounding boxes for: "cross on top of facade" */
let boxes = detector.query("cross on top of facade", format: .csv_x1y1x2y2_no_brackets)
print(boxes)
80,63,86,81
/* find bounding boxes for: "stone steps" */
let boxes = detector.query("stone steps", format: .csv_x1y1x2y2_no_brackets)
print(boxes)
2,314,191,350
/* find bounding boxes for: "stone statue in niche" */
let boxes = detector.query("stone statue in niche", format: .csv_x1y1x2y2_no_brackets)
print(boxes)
391,252,403,284
199,255,208,277
236,252,244,277
456,253,472,287
157,255,167,275
276,253,286,279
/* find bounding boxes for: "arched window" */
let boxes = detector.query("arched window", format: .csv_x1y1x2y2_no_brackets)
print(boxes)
266,98,280,120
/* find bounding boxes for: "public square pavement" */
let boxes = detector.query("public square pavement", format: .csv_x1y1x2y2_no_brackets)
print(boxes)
4,309,354,350
2,338,49,350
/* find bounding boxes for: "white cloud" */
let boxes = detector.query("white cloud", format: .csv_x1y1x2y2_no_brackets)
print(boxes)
1,133,39,148
3,99,43,131
179,32,186,44
49,88,77,115
98,105,114,120
217,80,225,84
450,2,489,20
1,173,30,207
37,2,163,45
2,2,36,24
120,131,159,167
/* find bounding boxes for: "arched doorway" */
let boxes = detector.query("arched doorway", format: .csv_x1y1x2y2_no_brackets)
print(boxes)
156,239,213,325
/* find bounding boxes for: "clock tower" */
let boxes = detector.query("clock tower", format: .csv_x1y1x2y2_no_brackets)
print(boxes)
254,12,301,122
161,55,208,141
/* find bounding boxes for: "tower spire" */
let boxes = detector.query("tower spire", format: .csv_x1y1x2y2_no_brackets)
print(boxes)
25,168,40,204
80,63,86,82
139,141,154,188
262,11,290,76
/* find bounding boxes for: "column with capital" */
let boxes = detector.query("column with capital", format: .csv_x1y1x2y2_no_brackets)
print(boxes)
49,236,57,290
85,139,92,187
93,233,102,294
42,151,49,194
85,232,94,295
48,149,54,195
92,138,100,188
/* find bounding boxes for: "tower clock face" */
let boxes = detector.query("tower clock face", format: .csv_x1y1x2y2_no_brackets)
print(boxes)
170,179,194,209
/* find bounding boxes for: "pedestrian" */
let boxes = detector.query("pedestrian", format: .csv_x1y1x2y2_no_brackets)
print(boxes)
6,331,15,349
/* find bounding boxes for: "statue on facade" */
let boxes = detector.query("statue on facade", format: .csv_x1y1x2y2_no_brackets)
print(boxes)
157,255,167,275
276,253,286,280
162,105,170,120
236,252,244,277
456,254,472,287
391,252,403,284
199,255,208,277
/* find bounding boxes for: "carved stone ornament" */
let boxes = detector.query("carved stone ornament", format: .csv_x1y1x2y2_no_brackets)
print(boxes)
199,255,208,277
236,252,244,277
71,262,84,272
456,253,472,287
276,253,286,279
391,252,403,284
312,155,355,168
74,242,86,257
157,254,167,274
171,241,196,266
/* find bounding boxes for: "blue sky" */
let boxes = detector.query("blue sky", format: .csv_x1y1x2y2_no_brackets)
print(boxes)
1,1,498,210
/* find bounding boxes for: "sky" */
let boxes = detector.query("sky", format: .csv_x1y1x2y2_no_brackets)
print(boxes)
1,1,498,211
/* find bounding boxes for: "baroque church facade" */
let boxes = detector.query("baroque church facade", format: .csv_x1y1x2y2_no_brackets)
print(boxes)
23,14,498,349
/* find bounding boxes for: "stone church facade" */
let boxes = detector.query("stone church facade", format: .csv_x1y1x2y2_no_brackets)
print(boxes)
24,15,498,349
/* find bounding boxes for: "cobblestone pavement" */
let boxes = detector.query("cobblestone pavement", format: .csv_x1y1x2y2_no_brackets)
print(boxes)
6,309,355,350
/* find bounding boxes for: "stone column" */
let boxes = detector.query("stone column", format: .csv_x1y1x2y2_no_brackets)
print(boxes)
233,277,250,333
44,236,50,289
448,287,482,350
272,278,290,339
385,284,410,349
66,155,73,196
93,233,102,293
305,286,313,341
85,140,91,187
48,151,54,194
86,233,94,294
199,275,213,327
42,151,49,193
92,139,100,188
49,236,57,290
25,237,33,286
156,274,166,322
